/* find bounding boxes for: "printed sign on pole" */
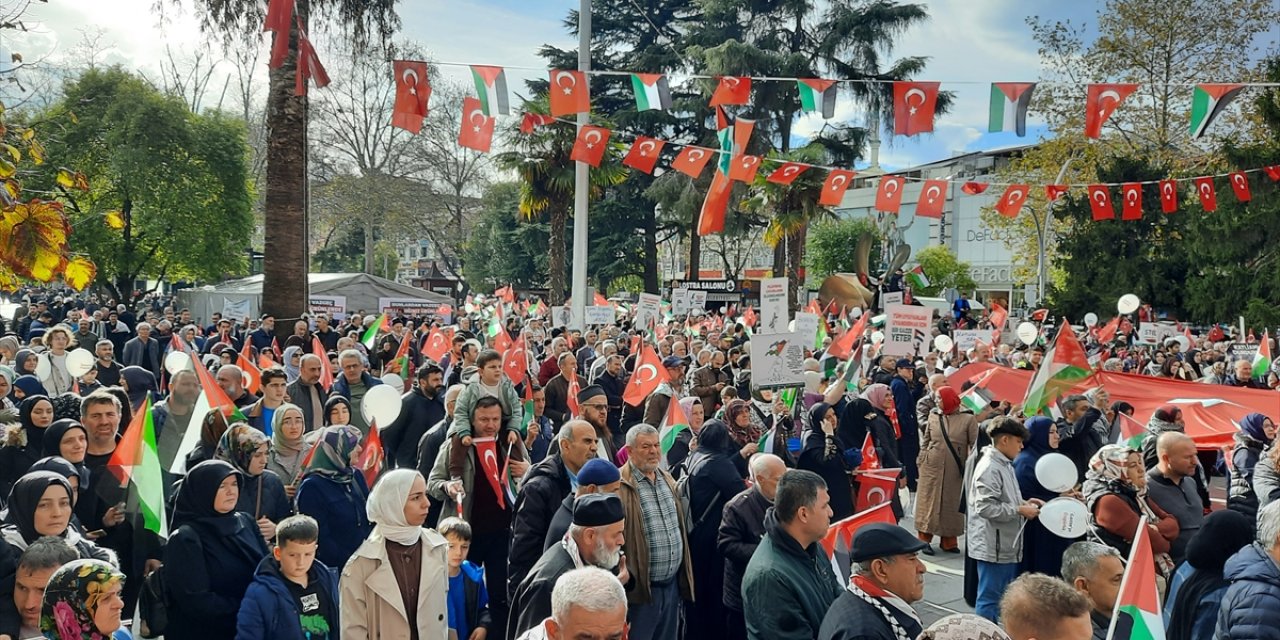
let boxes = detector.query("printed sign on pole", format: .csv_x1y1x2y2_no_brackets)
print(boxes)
749,332,805,388
884,304,932,357
759,277,789,335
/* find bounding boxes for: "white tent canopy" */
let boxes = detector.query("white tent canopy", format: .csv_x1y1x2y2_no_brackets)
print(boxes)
177,272,452,323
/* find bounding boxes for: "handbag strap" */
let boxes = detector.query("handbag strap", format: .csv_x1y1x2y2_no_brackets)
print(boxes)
937,414,966,473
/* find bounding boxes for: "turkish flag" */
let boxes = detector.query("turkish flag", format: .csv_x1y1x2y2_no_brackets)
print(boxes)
458,97,496,153
855,469,900,513
502,334,527,385
893,81,939,136
311,336,334,391
391,60,431,134
548,69,590,116
1045,184,1069,202
1265,166,1280,182
519,112,555,134
915,179,948,218
993,184,1029,218
857,432,881,471
1121,182,1143,220
1096,316,1121,344
961,181,988,195
728,154,762,182
697,171,733,236
356,422,384,488
263,0,295,69
294,21,330,97
420,328,449,362
874,175,905,214
1194,177,1217,212
827,313,869,360
820,169,856,206
1158,179,1178,213
671,146,713,178
710,76,751,106
1087,184,1115,221
1084,83,1139,138
473,437,507,509
570,125,611,167
623,137,665,174
624,344,663,406
1229,171,1251,202
767,162,808,185
566,373,581,417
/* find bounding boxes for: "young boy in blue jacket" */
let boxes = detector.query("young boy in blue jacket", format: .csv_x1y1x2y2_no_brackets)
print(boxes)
441,517,492,640
236,514,340,640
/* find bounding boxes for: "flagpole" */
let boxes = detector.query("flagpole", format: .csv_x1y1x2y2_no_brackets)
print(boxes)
568,0,591,332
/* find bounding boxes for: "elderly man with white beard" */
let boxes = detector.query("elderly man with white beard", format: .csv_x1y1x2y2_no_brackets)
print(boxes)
508,493,630,639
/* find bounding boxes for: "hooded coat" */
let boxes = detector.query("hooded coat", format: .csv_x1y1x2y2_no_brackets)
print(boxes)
1228,413,1272,520
797,404,855,520
1215,542,1280,640
1013,417,1076,576
1165,509,1253,640
683,420,747,636
0,395,52,499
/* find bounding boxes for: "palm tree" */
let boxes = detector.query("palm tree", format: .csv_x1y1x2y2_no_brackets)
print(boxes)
177,0,400,318
494,98,626,304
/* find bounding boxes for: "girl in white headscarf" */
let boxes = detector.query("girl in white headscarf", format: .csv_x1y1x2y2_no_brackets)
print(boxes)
339,469,450,640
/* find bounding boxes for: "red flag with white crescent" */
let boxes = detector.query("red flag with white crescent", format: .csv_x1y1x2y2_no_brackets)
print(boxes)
1045,184,1069,202
672,146,714,179
549,70,590,116
624,344,663,406
623,137,665,174
1087,185,1115,221
421,327,449,362
916,179,948,218
874,175,905,214
767,162,808,185
311,336,334,392
1194,177,1217,212
357,422,384,488
858,432,881,471
458,97,496,153
570,125,611,167
728,154,762,182
1121,182,1143,221
893,81,939,136
1228,171,1251,202
1158,179,1178,214
710,76,751,106
392,60,431,134
502,333,528,386
1084,83,1138,138
993,184,1029,218
820,169,856,206
473,436,506,509
1264,166,1280,182
855,468,900,513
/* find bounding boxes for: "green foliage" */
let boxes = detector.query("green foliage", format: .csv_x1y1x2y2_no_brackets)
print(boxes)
912,245,976,297
463,182,550,291
804,217,881,279
32,67,252,295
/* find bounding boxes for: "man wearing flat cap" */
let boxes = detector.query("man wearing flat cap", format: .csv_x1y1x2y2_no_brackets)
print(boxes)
509,493,629,638
818,523,927,640
642,355,687,426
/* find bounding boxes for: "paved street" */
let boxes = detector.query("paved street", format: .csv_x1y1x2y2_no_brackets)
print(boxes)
895,491,974,626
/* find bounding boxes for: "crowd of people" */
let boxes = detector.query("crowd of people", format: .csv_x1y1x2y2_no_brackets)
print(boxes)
0,286,1277,640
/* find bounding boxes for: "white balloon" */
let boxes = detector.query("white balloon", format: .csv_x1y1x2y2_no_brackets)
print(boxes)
362,383,403,427
1117,294,1141,314
380,373,405,392
1016,322,1039,346
1175,335,1191,352
1035,452,1079,493
1039,497,1090,539
34,353,51,381
164,350,191,376
933,335,954,353
870,331,885,345
1083,313,1099,328
65,348,95,377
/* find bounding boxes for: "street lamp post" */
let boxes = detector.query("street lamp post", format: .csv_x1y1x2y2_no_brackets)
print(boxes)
568,0,591,330
1029,159,1072,306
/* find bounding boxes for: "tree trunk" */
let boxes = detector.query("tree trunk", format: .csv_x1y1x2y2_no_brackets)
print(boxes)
548,206,567,305
687,207,701,281
362,217,375,274
262,6,310,319
787,225,808,312
643,210,659,294
114,198,134,297
772,241,785,281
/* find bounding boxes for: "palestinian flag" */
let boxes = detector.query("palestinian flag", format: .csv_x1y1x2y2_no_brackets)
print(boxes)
631,73,672,111
815,317,829,350
797,78,837,119
530,299,547,317
960,383,993,414
1022,321,1093,418
361,313,388,350
1105,516,1165,640
658,396,690,455
169,345,247,474
819,353,839,380
1117,412,1146,449
470,65,510,115
1253,330,1272,378
1189,83,1244,139
988,82,1035,137
757,428,776,455
521,382,535,433
106,394,168,538
906,265,930,290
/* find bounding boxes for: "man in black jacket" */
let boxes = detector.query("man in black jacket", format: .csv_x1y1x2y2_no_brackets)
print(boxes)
285,353,330,433
416,383,463,526
543,458,622,550
507,420,599,600
383,364,445,469
817,523,928,640
718,453,785,640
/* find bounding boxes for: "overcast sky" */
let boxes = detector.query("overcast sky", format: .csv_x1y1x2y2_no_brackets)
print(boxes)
4,0,1274,170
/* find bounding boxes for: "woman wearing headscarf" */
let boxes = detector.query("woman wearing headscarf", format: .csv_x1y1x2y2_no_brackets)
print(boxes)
282,346,303,384
916,387,979,554
295,424,372,570
323,396,353,427
38,558,130,640
1,471,114,564
266,403,312,493
41,419,90,498
683,419,747,637
0,395,55,499
1012,416,1076,575
664,396,703,473
797,403,856,520
12,350,37,378
118,366,157,414
839,384,905,519
722,398,766,476
181,409,229,473
28,456,85,500
1164,509,1253,640
214,425,291,542
0,365,15,410
11,375,47,403
1108,401,1134,445
339,468,448,639
162,460,269,640
1082,445,1178,573
1228,412,1275,519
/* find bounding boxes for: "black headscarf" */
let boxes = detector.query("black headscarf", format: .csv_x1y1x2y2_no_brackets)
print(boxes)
691,419,736,458
42,418,87,458
838,397,877,452
323,395,353,426
172,459,243,534
4,471,74,543
120,366,157,412
802,402,835,456
18,394,53,444
27,456,83,491
1167,509,1254,640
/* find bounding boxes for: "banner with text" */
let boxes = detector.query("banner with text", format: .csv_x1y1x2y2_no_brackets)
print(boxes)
759,277,789,335
884,304,933,357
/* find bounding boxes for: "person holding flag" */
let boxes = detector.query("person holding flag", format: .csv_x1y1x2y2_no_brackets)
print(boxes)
447,349,525,485
839,386,904,520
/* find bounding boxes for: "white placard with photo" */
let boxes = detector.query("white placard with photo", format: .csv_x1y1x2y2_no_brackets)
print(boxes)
749,332,805,388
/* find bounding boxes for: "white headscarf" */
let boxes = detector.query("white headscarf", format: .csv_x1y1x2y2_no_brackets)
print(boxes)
365,468,426,546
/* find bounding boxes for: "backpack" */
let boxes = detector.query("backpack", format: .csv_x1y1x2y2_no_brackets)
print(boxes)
677,458,719,530
138,564,170,638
